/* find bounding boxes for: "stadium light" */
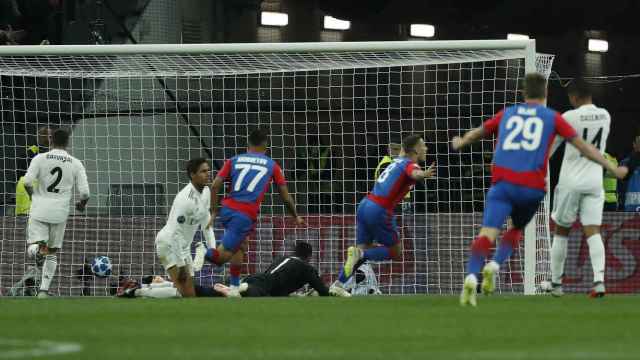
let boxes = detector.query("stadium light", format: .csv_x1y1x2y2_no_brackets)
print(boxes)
324,16,350,31
507,33,530,40
588,39,608,53
261,11,288,27
410,24,435,38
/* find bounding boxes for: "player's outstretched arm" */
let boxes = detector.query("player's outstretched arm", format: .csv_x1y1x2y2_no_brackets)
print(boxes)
409,162,436,181
569,137,628,179
75,162,91,211
277,184,305,226
451,127,485,151
207,176,224,227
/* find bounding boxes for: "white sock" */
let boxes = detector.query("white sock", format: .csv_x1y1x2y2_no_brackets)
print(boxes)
586,234,605,283
551,235,568,284
149,281,174,289
40,254,57,292
135,287,180,298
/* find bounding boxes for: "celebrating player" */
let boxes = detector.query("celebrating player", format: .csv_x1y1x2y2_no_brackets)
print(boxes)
452,73,628,306
214,242,349,297
205,128,304,290
330,134,436,292
153,157,214,298
23,128,90,298
548,79,612,297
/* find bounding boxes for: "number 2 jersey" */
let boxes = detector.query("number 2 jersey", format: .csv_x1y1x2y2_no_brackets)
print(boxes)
217,152,286,219
557,104,611,191
483,103,577,191
23,149,90,224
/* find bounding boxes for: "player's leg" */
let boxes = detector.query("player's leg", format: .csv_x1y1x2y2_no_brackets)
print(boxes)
205,208,252,266
337,201,374,284
166,265,195,297
362,209,402,262
229,248,244,288
155,237,194,297
580,190,606,297
31,220,66,297
549,187,580,295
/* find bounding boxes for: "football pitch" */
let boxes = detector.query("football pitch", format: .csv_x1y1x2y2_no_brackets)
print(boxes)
1,295,638,360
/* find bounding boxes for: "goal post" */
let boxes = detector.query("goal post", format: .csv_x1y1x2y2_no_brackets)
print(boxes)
0,40,554,296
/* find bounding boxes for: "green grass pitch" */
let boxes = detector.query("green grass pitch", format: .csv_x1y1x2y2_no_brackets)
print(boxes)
1,295,638,359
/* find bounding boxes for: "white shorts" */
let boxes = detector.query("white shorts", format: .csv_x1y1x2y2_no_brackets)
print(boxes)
552,186,605,228
27,218,67,249
155,236,194,276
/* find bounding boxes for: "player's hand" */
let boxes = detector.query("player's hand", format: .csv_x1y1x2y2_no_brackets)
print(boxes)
206,214,216,229
294,216,306,226
451,136,464,151
75,201,87,212
425,162,436,178
613,166,629,180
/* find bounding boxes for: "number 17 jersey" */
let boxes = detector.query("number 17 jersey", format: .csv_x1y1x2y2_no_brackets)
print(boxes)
217,151,286,220
484,103,577,191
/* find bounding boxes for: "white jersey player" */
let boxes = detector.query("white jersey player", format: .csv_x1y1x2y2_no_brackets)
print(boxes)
23,128,90,298
152,158,214,298
549,79,612,297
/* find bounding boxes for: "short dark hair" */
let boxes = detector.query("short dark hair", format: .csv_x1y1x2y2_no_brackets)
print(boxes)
567,78,592,99
402,134,423,154
522,73,547,99
248,128,269,147
51,128,69,147
294,241,312,260
186,157,208,179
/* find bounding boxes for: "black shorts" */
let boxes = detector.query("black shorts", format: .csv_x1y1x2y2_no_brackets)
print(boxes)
242,274,272,297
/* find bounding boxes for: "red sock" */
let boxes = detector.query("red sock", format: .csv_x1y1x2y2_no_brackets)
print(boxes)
471,235,493,256
206,248,223,266
503,228,523,247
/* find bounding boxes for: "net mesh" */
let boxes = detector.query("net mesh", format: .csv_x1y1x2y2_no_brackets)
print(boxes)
0,45,557,296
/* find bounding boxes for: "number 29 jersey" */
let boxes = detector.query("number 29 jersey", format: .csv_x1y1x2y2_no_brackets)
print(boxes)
557,104,611,191
217,152,286,219
484,103,577,191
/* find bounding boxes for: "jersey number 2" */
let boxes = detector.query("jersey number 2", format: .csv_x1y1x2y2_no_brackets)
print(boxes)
47,167,63,193
502,116,543,151
234,164,268,192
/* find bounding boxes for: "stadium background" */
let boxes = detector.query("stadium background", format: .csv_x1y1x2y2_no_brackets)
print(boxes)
1,0,639,295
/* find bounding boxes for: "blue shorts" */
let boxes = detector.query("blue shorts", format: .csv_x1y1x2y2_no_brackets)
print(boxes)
482,181,546,230
219,207,255,252
356,198,399,247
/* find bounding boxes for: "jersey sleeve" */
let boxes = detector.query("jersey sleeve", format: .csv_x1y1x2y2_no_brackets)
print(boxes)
555,113,578,139
305,265,329,296
482,110,504,136
22,154,40,186
75,161,91,199
403,162,421,178
272,163,286,186
217,159,232,180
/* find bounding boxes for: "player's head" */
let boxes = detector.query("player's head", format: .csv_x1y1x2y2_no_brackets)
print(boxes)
567,78,592,108
38,127,52,147
186,157,210,186
294,241,313,261
388,143,402,157
248,128,269,151
522,73,547,101
402,134,427,162
51,128,69,148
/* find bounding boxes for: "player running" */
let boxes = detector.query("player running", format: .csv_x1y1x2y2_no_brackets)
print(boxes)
23,128,90,298
214,242,350,297
330,134,436,293
153,157,214,298
204,128,304,290
548,79,612,297
452,73,628,306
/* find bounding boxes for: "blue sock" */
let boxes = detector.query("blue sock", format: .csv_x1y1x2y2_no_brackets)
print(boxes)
363,247,391,261
493,241,514,265
467,253,486,275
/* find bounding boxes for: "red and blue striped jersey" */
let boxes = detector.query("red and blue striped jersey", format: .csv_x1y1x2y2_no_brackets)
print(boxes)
217,152,286,219
484,103,577,191
367,157,420,211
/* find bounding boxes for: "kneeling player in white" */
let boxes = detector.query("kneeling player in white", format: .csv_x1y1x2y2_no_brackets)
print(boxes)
150,158,214,298
23,128,90,298
550,80,611,297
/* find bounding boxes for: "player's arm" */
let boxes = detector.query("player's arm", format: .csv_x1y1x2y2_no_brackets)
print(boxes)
208,160,231,226
75,161,91,211
569,137,628,179
22,155,40,199
408,162,436,181
305,266,330,296
451,110,503,151
273,163,305,226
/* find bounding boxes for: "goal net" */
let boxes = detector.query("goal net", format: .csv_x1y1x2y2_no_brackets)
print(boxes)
0,41,554,296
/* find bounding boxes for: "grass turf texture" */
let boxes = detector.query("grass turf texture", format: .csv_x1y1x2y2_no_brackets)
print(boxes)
1,295,638,359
